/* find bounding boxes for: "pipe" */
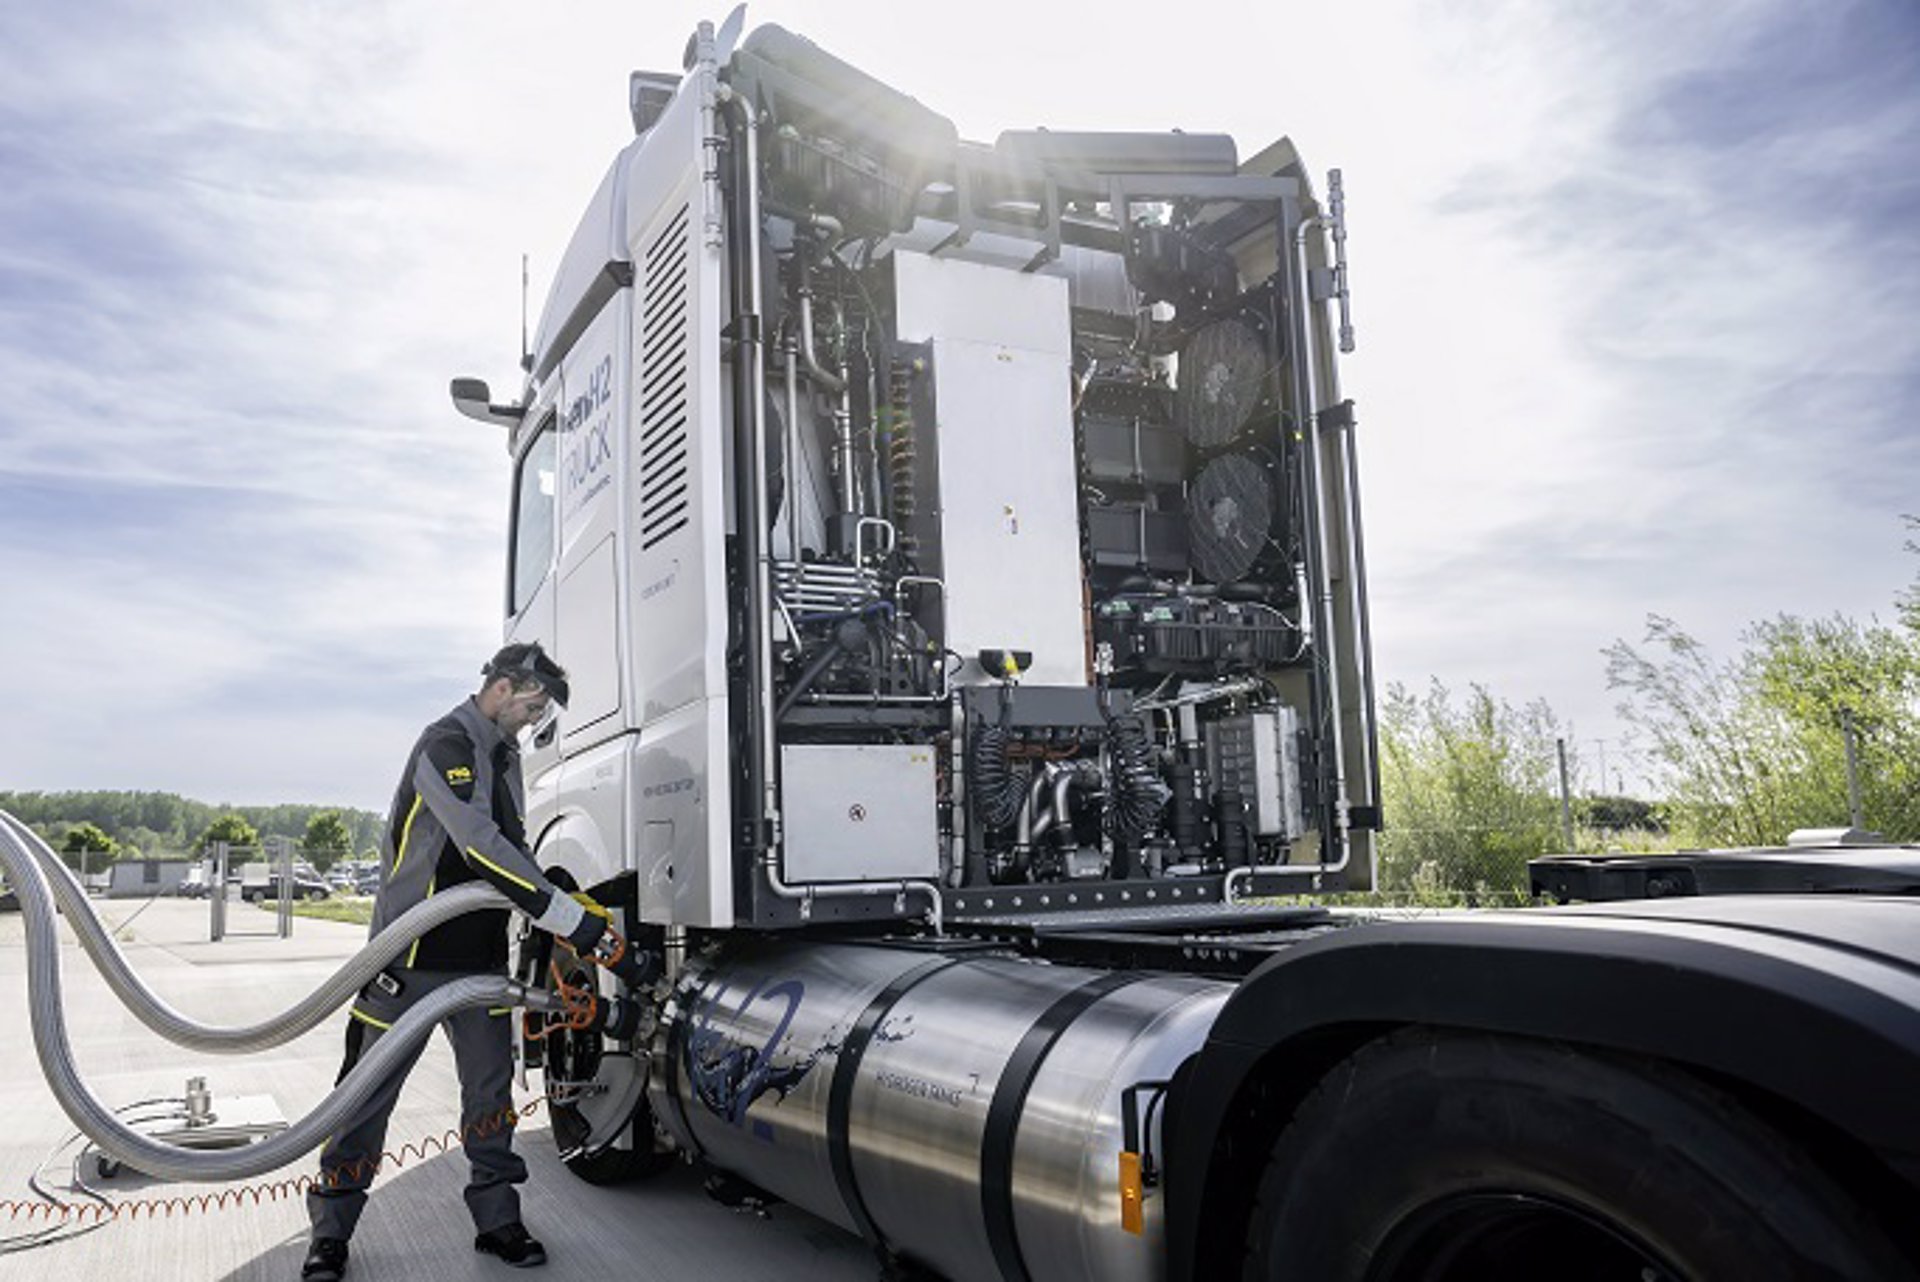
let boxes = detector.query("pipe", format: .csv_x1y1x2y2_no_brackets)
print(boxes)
775,617,863,722
1225,213,1356,906
719,86,783,887
798,271,848,395
1019,765,1055,848
760,849,945,936
1132,678,1264,715
1292,214,1350,871
795,248,856,517
783,333,802,563
0,811,518,1055
1026,766,1079,848
0,816,563,1182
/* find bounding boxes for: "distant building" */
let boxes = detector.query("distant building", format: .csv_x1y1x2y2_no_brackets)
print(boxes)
106,859,194,899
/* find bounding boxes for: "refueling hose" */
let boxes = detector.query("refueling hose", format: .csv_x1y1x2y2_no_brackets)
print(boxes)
0,811,520,1054
0,812,567,1182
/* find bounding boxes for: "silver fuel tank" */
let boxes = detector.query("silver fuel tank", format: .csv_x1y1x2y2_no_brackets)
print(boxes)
648,939,1230,1282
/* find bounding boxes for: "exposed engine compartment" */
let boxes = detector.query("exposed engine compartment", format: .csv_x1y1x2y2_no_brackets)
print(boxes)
721,28,1376,918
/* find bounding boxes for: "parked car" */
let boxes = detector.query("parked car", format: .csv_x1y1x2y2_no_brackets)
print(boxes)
241,873,331,903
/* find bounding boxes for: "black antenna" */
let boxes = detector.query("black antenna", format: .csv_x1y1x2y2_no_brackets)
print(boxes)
519,253,532,373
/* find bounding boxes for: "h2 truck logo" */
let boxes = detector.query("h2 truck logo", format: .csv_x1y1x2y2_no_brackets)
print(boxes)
562,355,615,505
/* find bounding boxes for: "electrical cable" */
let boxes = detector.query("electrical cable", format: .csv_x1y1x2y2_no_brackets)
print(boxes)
0,1096,561,1233
0,1096,184,1255
103,894,161,936
967,687,1031,831
1106,714,1170,839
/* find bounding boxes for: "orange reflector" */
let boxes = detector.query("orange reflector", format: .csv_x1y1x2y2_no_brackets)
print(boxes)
1118,1150,1145,1234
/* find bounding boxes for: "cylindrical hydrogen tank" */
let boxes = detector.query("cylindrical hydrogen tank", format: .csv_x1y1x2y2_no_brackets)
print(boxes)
649,939,1231,1282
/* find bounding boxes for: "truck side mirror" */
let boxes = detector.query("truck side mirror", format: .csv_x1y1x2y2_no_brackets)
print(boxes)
450,377,527,428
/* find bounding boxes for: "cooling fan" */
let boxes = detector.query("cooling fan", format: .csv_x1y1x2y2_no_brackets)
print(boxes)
1173,318,1268,447
1188,451,1275,583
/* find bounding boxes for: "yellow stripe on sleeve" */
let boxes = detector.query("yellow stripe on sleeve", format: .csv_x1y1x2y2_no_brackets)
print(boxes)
467,848,537,894
392,795,424,874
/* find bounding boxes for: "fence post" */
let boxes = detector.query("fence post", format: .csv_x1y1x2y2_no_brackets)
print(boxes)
1556,737,1575,852
275,836,294,939
210,842,227,942
1841,707,1865,830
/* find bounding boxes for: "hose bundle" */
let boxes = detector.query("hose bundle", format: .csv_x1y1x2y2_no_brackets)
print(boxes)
0,810,566,1181
968,719,1031,831
1106,714,1170,839
0,811,517,1055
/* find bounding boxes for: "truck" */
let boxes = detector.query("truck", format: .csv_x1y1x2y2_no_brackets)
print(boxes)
448,13,1920,1280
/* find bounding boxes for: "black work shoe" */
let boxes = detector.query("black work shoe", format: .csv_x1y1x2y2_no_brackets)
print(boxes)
475,1222,547,1268
301,1236,349,1282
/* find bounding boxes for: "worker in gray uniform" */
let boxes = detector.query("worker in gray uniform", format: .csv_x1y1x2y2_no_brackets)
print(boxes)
303,643,651,1281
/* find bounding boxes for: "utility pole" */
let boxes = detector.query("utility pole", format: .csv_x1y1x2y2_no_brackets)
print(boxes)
1556,738,1575,851
1590,738,1610,796
1840,707,1865,830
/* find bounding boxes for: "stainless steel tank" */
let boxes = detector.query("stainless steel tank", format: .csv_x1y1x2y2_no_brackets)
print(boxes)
648,939,1231,1282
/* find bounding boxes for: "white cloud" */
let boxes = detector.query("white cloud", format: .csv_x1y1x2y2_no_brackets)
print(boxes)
0,0,1913,805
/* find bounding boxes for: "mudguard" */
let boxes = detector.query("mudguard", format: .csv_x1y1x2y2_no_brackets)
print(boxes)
1165,896,1920,1282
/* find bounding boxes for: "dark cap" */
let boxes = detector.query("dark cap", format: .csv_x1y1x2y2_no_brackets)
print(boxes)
484,641,570,708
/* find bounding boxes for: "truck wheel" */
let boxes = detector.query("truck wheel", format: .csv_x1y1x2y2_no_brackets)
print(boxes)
1241,1028,1914,1282
544,955,675,1186
560,1109,675,1185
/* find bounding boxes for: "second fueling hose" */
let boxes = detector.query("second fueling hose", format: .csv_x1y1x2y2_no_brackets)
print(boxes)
0,810,517,1054
0,813,567,1182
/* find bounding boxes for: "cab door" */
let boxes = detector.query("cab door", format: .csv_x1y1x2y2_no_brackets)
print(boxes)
553,302,628,751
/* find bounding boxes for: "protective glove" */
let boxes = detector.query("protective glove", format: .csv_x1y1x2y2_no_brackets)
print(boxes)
562,908,611,954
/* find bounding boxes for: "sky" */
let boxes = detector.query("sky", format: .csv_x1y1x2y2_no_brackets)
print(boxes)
0,0,1915,811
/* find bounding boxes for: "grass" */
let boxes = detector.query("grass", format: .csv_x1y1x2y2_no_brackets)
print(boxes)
254,895,374,926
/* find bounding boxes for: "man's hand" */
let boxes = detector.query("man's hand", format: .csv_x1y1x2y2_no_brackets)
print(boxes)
563,912,658,989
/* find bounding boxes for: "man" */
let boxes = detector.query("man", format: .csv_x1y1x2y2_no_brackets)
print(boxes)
303,642,650,1281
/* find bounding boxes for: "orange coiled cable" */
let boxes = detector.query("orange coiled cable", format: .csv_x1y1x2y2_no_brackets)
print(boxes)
2,1096,554,1228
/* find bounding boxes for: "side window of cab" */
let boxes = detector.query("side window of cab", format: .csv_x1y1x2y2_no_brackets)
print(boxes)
509,416,557,617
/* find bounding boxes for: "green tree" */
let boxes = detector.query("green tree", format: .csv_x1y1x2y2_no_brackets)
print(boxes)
1606,612,1920,846
197,812,262,864
302,811,353,873
1376,680,1570,904
60,821,117,873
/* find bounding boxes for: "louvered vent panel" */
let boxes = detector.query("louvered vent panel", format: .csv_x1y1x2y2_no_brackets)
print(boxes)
638,204,691,550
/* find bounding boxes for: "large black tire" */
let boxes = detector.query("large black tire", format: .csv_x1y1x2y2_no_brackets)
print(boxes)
559,1108,677,1185
1242,1028,1914,1282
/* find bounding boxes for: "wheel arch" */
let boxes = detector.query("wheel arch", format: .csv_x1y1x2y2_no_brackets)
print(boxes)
1166,904,1920,1282
532,809,626,899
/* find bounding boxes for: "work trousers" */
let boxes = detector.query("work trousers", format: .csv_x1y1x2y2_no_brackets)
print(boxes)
306,967,526,1241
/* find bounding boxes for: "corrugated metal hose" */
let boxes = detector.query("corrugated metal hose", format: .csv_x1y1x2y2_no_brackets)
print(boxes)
0,809,565,1182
